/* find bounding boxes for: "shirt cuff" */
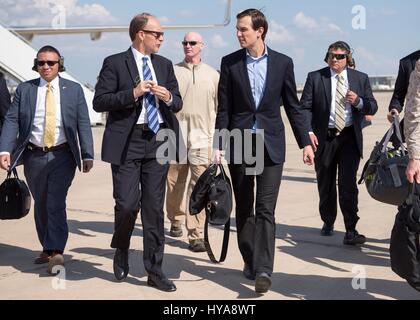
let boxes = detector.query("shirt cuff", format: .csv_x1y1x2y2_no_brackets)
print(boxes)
82,158,94,161
354,97,364,110
164,93,173,106
0,152,10,156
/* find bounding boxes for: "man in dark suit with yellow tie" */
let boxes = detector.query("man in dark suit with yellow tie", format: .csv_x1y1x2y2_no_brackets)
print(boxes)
301,41,378,245
0,46,94,274
93,13,182,292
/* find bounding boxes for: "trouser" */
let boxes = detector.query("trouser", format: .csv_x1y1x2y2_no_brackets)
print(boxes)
23,147,76,253
166,162,207,241
228,137,283,276
110,126,169,277
314,126,361,231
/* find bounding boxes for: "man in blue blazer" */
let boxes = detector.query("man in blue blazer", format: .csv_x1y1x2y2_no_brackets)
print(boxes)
0,46,94,274
93,13,182,292
213,9,314,294
301,41,378,245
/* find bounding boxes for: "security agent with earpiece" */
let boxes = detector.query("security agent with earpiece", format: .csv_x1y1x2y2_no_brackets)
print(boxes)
0,45,94,274
301,40,378,245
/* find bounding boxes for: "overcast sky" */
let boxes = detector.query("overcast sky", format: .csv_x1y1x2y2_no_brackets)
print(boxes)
1,0,419,86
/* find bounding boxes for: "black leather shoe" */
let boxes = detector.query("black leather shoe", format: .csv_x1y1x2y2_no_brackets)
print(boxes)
343,230,366,245
147,274,177,292
255,272,271,294
321,223,334,236
113,248,129,281
243,263,255,280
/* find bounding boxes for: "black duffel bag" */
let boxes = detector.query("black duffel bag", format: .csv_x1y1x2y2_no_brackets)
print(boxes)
190,163,232,263
358,116,409,206
0,168,31,220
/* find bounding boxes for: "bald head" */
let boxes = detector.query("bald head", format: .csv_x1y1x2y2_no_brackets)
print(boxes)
182,32,204,64
184,32,203,43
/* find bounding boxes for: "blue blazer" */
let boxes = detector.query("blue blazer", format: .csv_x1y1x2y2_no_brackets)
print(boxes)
215,47,311,164
0,77,94,170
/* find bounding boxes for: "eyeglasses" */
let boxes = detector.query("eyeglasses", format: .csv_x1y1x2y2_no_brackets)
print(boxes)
37,60,59,67
328,53,347,60
182,41,200,47
141,29,164,39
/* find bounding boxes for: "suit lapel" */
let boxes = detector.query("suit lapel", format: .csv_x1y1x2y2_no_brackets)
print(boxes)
347,68,358,93
59,77,68,127
321,68,332,109
150,54,162,84
125,48,140,85
237,49,256,109
258,48,273,108
29,79,39,120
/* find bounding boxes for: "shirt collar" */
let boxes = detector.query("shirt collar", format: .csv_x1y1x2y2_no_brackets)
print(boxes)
131,46,151,63
246,45,268,61
39,76,59,88
330,67,348,79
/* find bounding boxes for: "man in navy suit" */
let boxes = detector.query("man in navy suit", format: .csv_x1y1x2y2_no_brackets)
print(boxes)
0,73,11,133
0,46,94,274
213,9,314,294
301,41,378,245
93,13,182,292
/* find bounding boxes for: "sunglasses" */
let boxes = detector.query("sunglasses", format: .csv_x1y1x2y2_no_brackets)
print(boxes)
328,53,347,60
37,60,59,67
142,29,164,39
182,41,200,46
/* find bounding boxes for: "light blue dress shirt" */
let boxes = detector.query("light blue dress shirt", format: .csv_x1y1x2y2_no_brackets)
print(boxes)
246,46,268,132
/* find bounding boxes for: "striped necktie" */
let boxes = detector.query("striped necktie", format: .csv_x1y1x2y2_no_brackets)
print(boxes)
43,82,55,147
335,74,346,132
142,56,160,134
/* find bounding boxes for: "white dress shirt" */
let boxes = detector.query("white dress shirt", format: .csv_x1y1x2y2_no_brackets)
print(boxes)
131,46,168,125
30,76,67,147
328,68,363,128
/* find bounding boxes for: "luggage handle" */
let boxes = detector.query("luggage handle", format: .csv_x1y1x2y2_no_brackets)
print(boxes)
380,116,406,155
6,168,19,180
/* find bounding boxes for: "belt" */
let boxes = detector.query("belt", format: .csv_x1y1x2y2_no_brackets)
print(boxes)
327,125,353,139
27,142,69,153
134,123,166,130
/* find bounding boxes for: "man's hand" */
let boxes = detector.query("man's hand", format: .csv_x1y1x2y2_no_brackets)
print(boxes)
211,149,223,164
406,159,420,183
346,90,360,106
133,80,156,99
83,160,94,173
150,85,171,103
303,145,315,166
309,133,318,152
387,108,399,123
0,154,10,171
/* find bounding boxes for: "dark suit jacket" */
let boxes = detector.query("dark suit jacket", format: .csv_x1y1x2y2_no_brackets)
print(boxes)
389,50,420,112
300,67,378,158
93,48,182,165
0,75,11,133
0,77,94,170
214,47,310,164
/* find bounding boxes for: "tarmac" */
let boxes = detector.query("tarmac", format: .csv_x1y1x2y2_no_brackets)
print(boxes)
0,91,419,300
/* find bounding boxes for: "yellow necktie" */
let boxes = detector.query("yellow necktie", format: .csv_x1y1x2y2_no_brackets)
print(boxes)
44,83,55,147
335,74,346,132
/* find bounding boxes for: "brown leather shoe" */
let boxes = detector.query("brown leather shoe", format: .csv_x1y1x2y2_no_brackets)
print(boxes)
47,253,65,274
34,252,51,265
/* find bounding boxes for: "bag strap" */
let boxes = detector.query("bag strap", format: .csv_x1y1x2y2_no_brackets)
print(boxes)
203,213,230,264
380,116,406,154
6,168,19,179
